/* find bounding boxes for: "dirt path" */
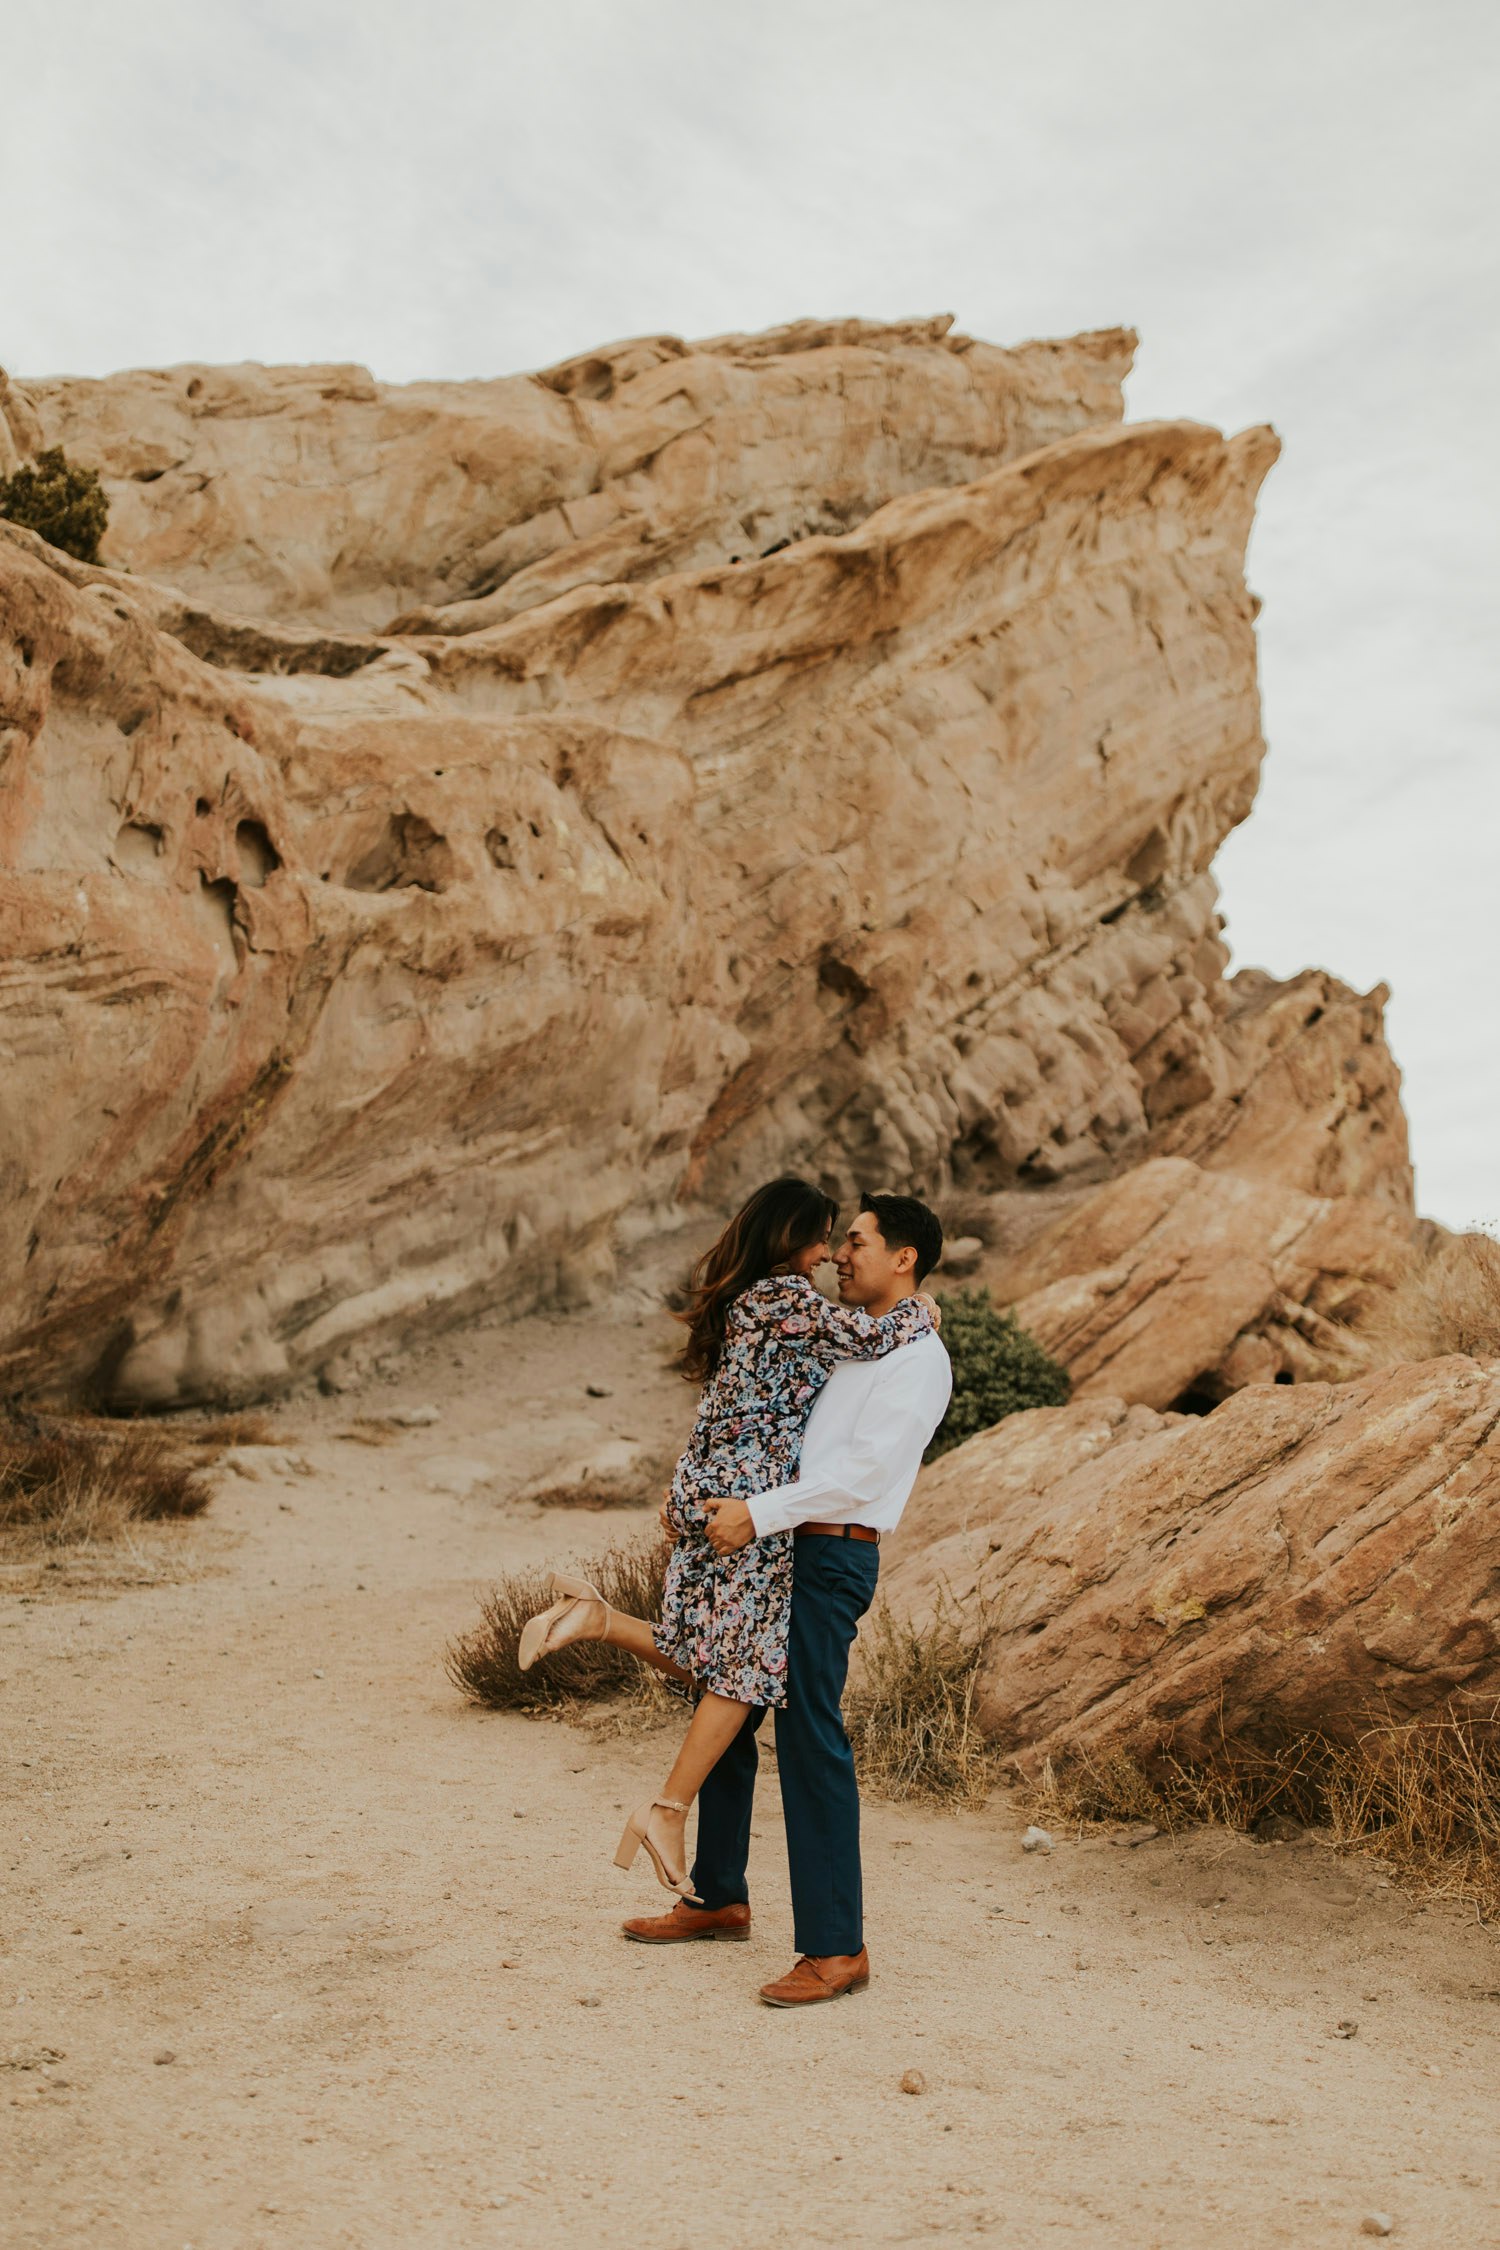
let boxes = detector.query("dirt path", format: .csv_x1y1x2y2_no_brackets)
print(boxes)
5,1311,1499,2248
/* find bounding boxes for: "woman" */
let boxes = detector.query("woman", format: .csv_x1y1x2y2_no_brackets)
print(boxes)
516,1176,937,1901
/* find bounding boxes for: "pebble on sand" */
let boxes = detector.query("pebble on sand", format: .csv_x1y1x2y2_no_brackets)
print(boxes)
577,1993,602,2008
1333,2020,1359,2038
153,2050,176,2065
1020,1825,1053,1854
900,2070,927,2095
1359,2216,1394,2238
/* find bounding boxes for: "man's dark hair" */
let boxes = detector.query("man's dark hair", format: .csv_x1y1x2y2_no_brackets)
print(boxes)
857,1191,944,1283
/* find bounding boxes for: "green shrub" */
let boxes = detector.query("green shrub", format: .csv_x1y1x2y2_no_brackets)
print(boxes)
1,446,109,563
926,1287,1071,1458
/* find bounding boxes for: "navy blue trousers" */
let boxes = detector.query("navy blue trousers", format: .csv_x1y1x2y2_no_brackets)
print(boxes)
689,1532,880,1957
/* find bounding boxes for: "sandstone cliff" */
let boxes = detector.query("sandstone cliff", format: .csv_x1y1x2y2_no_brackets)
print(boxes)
0,317,1412,1406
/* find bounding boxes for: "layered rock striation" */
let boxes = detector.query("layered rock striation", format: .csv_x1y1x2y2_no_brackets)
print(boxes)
881,1357,1500,1764
0,316,1412,1405
10,318,1134,631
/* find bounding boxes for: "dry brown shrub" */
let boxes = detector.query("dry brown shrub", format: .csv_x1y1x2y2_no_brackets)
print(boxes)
186,1412,278,1447
445,1536,671,1713
845,1596,1001,1810
1027,1702,1500,1915
933,1194,1002,1249
1319,1705,1500,1907
524,1478,646,1510
0,1417,215,1548
1365,1229,1500,1365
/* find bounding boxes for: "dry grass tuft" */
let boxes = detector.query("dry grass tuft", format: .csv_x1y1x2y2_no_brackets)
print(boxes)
845,1597,1001,1810
445,1536,671,1713
525,1477,653,1511
1028,1703,1500,1914
186,1411,278,1447
1365,1228,1500,1365
1319,1704,1500,1907
0,1417,216,1548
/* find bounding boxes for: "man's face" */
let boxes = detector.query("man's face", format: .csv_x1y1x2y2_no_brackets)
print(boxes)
833,1210,912,1307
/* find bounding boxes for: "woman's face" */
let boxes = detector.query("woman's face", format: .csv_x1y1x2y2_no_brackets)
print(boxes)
787,1226,832,1278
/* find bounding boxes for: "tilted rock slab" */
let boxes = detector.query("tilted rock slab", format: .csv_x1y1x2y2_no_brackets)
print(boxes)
881,1359,1500,1766
0,318,1406,1404
999,1154,1416,1409
10,318,1134,630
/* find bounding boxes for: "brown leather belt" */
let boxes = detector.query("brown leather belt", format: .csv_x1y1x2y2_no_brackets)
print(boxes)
794,1523,880,1545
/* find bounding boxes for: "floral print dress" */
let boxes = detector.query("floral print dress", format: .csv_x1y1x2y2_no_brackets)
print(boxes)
654,1276,934,1707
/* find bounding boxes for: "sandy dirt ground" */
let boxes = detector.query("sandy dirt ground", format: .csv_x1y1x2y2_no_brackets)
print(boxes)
5,1307,1500,2249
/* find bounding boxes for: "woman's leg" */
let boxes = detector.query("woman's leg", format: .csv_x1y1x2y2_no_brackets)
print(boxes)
639,1691,753,1886
595,1605,692,1685
518,1581,692,1683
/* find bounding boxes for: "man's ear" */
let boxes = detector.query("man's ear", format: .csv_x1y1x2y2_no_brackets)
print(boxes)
892,1243,918,1275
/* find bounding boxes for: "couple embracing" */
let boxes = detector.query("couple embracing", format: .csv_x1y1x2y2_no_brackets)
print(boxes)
517,1178,952,2007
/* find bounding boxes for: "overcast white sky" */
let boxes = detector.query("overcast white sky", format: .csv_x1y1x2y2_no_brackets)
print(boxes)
6,0,1497,1225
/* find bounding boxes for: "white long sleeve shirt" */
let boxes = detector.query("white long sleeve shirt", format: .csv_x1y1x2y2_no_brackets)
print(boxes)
745,1327,953,1539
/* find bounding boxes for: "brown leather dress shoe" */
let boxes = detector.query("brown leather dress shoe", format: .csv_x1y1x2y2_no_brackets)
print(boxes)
759,1948,870,2006
620,1900,752,1944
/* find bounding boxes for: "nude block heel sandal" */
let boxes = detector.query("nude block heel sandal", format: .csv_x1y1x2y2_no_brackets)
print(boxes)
517,1574,608,1672
614,1797,702,1903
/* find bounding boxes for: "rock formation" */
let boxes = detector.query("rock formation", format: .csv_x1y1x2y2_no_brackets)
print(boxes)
13,318,1133,630
0,316,1413,1406
881,1356,1500,1765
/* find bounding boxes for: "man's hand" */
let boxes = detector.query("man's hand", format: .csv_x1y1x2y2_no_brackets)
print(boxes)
703,1497,756,1555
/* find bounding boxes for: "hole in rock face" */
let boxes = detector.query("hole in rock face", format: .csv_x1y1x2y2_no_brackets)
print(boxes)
186,378,203,399
1273,1370,1295,1385
195,795,213,816
112,821,166,875
235,818,280,888
818,954,870,1006
485,828,516,871
344,812,455,894
537,354,617,403
190,874,240,974
1126,828,1170,891
1169,1378,1223,1416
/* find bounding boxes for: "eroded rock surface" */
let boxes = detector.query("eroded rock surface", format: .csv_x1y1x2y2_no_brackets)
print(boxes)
0,315,1411,1404
881,1359,1500,1765
10,318,1134,631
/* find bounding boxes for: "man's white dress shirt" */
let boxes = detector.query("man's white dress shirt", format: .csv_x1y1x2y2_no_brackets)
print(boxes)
745,1326,953,1539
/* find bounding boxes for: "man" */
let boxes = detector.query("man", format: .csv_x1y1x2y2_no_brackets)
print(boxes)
622,1192,953,2005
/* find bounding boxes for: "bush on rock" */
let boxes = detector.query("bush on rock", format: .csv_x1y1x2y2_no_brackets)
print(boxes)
1,447,109,563
927,1287,1071,1459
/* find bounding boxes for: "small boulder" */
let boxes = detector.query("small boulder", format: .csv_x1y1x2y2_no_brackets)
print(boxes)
900,2069,927,2095
941,1237,985,1278
1252,1812,1305,1845
1020,1825,1053,1854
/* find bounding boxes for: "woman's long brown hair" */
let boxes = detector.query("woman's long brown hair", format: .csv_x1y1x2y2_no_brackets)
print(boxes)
674,1176,838,1383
